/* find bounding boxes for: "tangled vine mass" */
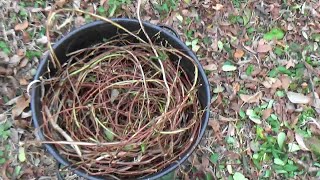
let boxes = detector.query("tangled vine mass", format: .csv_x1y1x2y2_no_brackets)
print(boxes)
40,32,203,179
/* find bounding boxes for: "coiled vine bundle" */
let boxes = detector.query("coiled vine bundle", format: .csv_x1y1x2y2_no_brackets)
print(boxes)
40,24,202,179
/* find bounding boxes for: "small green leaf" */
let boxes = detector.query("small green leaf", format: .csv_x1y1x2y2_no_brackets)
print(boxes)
268,68,278,77
210,153,219,164
288,143,300,152
222,64,237,71
218,41,224,50
277,66,292,75
243,9,251,25
256,126,265,139
108,5,117,17
233,172,248,180
274,158,285,166
141,143,146,153
264,170,271,177
104,128,114,141
246,109,261,124
205,172,213,180
239,109,246,119
283,164,298,172
0,150,3,156
275,169,288,174
277,132,286,149
97,6,105,14
0,158,5,164
18,147,26,162
264,28,285,41
276,90,286,97
15,166,22,176
311,33,320,42
246,64,254,76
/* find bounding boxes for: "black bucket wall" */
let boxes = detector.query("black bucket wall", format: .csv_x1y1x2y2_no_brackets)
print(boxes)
31,19,211,180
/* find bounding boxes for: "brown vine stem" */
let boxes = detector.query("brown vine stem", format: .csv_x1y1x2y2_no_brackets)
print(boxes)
43,105,82,157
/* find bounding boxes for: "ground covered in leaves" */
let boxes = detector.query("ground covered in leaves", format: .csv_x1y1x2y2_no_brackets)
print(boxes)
0,0,320,179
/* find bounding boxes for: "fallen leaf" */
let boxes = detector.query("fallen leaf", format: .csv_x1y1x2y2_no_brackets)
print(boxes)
264,28,285,40
14,119,30,129
222,64,237,71
18,147,26,162
287,91,311,104
274,158,285,166
12,96,30,117
0,113,6,124
304,137,320,155
5,95,23,106
271,78,282,89
208,118,220,133
262,77,278,88
279,75,291,90
246,109,262,124
233,172,248,180
0,51,9,62
286,59,296,69
9,55,23,66
212,4,223,11
17,49,25,56
295,133,309,151
14,21,29,31
288,143,300,152
100,0,107,5
19,58,28,68
277,132,286,149
203,64,217,71
240,91,262,103
21,111,32,119
227,164,233,174
227,123,235,136
234,49,245,58
22,31,31,43
262,108,272,120
36,36,48,44
257,43,272,53
19,79,29,86
55,0,67,7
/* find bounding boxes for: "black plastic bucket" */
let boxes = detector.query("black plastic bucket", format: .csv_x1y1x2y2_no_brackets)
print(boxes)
31,18,210,180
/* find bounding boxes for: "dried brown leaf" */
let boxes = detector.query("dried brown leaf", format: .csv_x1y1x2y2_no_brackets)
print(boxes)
203,64,217,71
257,44,272,53
14,21,29,31
286,59,296,69
208,118,220,133
295,133,309,151
212,4,223,10
12,96,30,117
279,75,291,90
19,58,28,68
0,51,9,62
262,108,272,120
0,113,6,124
234,49,245,58
240,91,262,103
22,31,31,43
55,0,67,7
287,91,311,104
19,78,29,86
